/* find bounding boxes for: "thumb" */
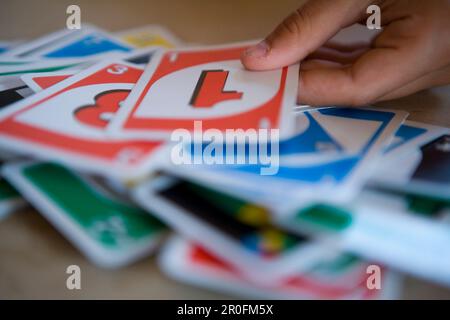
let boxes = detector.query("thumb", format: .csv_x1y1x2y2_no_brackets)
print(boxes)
241,0,371,70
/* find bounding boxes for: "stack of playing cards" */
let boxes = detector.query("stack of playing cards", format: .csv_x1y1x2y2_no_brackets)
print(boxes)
0,23,449,299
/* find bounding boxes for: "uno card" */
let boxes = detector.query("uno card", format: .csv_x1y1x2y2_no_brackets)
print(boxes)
4,27,87,58
7,25,133,59
0,58,87,79
279,188,450,287
171,174,354,237
165,107,407,215
276,121,450,286
109,42,298,141
407,134,450,199
33,31,133,60
116,25,183,48
0,59,167,180
342,188,450,287
0,76,34,109
383,120,449,158
279,185,450,288
2,161,166,268
270,125,450,287
133,175,337,284
160,171,347,241
371,121,450,199
21,71,77,93
159,237,401,299
0,57,36,66
121,47,161,66
0,41,23,55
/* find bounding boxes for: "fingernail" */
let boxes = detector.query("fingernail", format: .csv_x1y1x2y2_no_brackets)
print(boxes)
244,40,269,58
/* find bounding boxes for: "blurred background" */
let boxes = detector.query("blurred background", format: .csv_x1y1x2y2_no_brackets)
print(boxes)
0,0,449,299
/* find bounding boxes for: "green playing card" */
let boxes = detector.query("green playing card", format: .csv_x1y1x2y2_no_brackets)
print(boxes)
0,64,80,77
3,161,166,268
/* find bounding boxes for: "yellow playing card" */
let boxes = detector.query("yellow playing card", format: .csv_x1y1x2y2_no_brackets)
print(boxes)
116,25,182,48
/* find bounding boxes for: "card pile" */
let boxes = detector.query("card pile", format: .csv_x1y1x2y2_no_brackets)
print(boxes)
1,23,449,299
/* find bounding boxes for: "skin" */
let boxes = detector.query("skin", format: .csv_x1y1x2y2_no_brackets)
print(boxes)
241,0,450,106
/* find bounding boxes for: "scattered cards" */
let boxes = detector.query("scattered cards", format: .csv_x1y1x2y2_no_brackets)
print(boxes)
1,23,449,298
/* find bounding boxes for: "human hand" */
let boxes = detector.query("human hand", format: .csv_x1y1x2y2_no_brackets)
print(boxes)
241,0,450,106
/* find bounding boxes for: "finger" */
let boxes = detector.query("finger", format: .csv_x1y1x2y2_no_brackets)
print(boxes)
241,0,371,70
298,22,438,106
306,46,369,65
378,65,450,101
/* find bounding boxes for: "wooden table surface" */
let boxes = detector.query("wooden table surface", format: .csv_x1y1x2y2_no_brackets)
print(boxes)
0,0,449,299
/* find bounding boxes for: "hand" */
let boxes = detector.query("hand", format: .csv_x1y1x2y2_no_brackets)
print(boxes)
241,0,450,106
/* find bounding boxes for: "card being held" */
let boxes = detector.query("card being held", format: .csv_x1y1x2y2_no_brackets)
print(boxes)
0,60,166,180
2,161,166,268
109,43,298,140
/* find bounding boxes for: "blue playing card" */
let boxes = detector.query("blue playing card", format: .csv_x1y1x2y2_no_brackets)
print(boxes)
225,108,397,183
165,107,407,214
370,120,450,201
0,41,20,55
7,27,134,60
42,33,132,58
385,124,428,153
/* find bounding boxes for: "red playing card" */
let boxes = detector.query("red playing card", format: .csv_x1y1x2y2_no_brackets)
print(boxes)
110,43,299,140
31,74,72,90
187,244,375,299
0,60,165,180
